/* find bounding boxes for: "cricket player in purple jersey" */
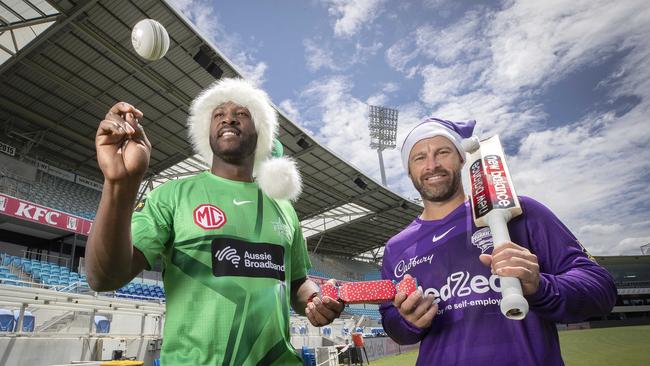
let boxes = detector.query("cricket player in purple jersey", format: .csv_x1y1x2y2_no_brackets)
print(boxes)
379,118,617,365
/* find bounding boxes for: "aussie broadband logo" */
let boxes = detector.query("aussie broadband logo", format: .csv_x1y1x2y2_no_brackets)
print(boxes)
215,246,241,268
212,238,285,280
421,271,501,304
194,204,226,230
394,254,434,278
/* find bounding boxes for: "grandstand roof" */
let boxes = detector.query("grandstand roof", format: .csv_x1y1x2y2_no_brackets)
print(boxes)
0,0,422,258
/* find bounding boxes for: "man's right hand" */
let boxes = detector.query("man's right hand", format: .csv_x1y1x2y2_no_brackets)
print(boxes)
96,102,151,186
394,277,437,329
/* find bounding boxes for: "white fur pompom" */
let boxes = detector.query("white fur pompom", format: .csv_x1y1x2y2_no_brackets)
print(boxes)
255,157,302,201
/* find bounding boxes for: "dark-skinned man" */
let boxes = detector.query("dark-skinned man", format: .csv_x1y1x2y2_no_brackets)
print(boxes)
86,78,343,365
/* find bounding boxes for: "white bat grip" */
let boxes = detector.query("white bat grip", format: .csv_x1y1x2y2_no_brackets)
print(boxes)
486,210,529,320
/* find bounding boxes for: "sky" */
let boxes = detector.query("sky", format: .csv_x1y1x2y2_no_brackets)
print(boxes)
169,0,650,256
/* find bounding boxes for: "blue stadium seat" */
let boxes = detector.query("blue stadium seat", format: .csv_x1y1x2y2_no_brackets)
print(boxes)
13,310,35,332
94,315,110,333
301,346,316,366
0,309,15,332
322,326,332,337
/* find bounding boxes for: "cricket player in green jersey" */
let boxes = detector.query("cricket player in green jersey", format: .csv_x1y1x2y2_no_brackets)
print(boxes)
86,78,344,365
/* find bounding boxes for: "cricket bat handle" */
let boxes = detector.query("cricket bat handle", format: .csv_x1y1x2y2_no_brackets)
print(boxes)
486,210,529,320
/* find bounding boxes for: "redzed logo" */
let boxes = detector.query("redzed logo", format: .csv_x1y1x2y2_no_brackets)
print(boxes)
193,204,227,230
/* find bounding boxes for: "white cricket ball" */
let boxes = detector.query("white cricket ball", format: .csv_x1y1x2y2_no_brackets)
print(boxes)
131,19,170,61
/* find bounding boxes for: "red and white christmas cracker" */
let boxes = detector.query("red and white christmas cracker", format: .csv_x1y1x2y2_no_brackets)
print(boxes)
319,276,418,304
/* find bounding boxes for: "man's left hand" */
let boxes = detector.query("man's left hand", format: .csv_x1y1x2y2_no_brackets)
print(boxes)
479,241,540,296
305,280,344,326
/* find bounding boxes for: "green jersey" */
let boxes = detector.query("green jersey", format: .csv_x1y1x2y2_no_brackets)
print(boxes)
132,172,310,365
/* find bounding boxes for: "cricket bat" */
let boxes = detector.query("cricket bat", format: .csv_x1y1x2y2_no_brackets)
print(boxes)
463,135,529,320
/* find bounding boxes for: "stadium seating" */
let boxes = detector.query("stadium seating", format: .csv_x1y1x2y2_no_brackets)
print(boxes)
344,305,382,320
0,309,15,332
116,281,165,300
322,326,332,337
2,253,166,304
0,170,101,220
12,310,35,332
308,254,381,283
31,172,101,220
94,315,110,333
301,346,316,366
1,253,90,291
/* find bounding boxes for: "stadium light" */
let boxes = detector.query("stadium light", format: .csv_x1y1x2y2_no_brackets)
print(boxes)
368,105,398,186
641,243,650,255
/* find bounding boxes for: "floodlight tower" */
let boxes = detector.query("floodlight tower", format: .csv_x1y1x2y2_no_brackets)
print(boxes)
641,243,650,255
368,105,398,186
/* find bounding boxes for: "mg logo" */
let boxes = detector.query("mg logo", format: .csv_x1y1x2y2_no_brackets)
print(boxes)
193,204,227,230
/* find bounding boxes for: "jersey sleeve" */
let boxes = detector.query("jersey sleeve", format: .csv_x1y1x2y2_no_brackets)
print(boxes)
379,241,429,344
289,206,311,281
517,197,617,323
131,184,175,269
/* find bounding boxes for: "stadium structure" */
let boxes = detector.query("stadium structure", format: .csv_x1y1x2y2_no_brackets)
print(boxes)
0,1,647,365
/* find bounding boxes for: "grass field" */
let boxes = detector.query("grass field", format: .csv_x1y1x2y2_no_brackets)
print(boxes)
369,325,650,366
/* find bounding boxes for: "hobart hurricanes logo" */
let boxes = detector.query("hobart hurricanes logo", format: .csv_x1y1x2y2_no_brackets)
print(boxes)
193,204,226,230
471,228,494,253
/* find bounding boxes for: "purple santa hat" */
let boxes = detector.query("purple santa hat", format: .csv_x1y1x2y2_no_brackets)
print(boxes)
400,117,476,172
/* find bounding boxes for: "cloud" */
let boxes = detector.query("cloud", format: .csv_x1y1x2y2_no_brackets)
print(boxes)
382,82,399,93
300,76,368,150
355,40,383,57
509,105,650,255
385,37,420,73
417,12,487,65
324,0,386,38
488,0,650,255
304,38,383,72
612,237,650,256
487,0,648,92
304,39,339,72
291,75,414,190
169,0,267,85
379,0,650,256
385,11,486,74
279,99,301,122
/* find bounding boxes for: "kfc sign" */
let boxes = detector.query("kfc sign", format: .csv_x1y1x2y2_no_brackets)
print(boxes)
0,193,93,236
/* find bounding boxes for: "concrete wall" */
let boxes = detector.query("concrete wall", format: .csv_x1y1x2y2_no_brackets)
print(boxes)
0,337,160,366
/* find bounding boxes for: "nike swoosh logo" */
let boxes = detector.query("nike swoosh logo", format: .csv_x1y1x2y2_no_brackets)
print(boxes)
233,199,252,206
432,226,455,243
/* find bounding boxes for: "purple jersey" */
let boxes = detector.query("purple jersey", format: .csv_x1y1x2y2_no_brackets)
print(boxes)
380,196,616,366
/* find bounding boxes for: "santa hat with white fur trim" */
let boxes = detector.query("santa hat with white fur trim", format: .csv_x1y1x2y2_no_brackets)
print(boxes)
401,117,476,173
187,78,302,201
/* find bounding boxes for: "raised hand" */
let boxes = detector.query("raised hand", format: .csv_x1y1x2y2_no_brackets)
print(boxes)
95,102,151,187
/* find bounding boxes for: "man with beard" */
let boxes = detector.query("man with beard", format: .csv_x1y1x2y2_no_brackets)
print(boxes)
379,117,616,365
86,78,343,365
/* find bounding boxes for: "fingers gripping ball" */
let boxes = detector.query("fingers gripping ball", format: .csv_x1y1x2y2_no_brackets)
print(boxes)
132,19,170,61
